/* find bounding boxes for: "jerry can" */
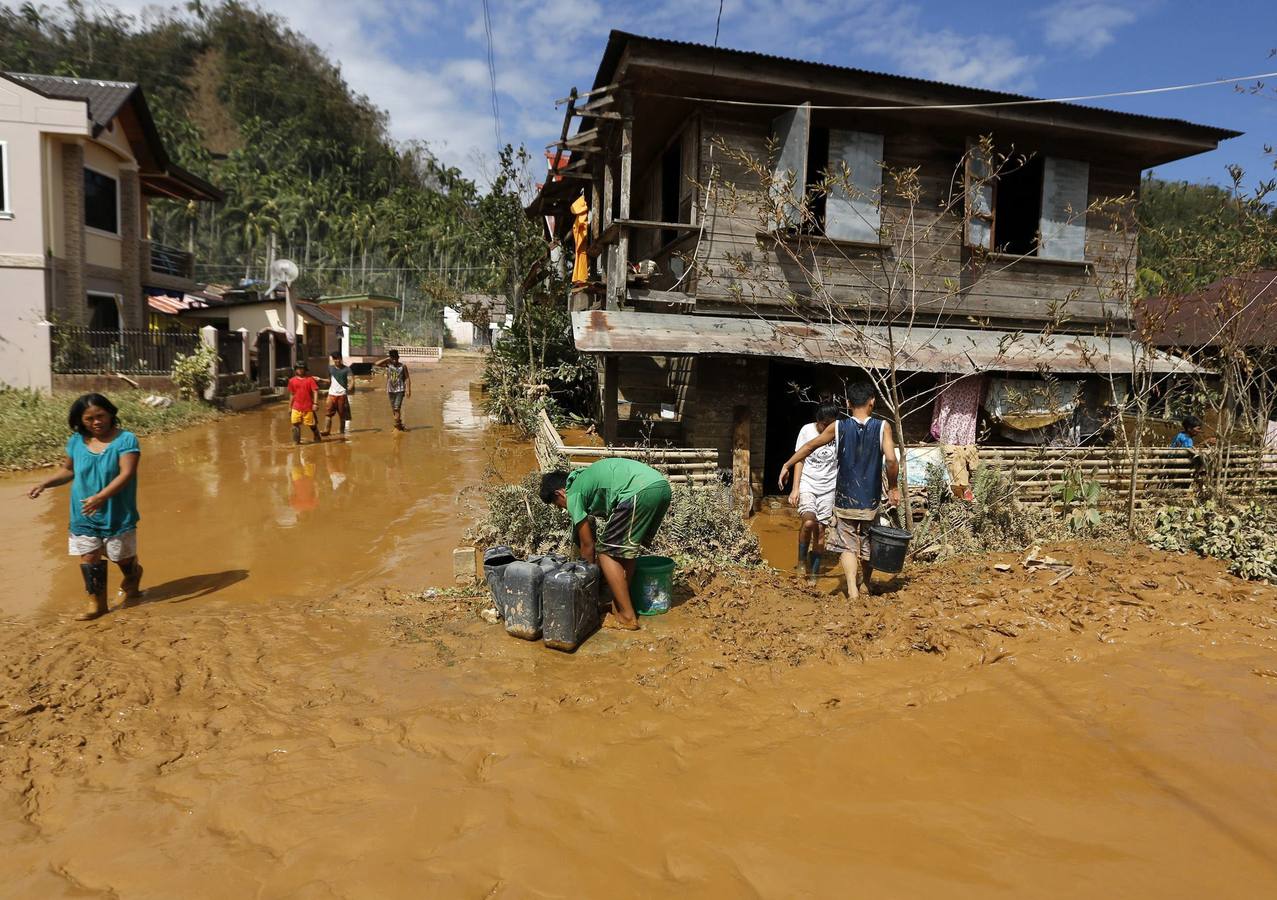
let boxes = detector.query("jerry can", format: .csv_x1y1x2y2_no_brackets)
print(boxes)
542,562,601,652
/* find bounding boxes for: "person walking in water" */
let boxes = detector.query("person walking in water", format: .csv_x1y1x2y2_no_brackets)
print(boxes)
287,362,323,444
27,394,143,619
539,459,672,631
322,351,353,436
374,349,410,431
780,382,899,601
789,400,841,583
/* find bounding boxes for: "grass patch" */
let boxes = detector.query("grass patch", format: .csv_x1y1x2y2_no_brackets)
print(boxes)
0,389,222,471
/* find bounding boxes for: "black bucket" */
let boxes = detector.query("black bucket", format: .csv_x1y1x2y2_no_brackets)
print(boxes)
868,524,912,574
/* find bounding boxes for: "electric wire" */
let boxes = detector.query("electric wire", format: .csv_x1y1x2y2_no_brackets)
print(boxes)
481,0,503,150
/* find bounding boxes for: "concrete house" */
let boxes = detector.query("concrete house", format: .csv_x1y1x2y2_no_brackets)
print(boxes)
0,72,222,389
528,32,1238,491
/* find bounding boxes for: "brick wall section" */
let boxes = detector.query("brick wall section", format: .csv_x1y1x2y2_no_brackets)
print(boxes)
57,141,86,325
681,356,769,473
117,167,143,329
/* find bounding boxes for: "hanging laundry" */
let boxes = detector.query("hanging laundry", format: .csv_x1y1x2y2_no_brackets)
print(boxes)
571,195,590,285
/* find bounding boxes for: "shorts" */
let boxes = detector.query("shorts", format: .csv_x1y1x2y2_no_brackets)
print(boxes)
388,391,405,412
943,444,979,487
598,481,673,559
797,490,834,525
825,509,875,561
326,394,351,420
68,529,137,562
291,409,317,427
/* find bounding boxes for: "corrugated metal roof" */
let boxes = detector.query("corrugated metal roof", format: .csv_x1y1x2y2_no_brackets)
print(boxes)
296,300,343,327
1140,270,1277,348
572,310,1198,375
3,72,137,132
595,31,1240,140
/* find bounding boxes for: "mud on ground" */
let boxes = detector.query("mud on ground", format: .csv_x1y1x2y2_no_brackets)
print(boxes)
3,544,1277,896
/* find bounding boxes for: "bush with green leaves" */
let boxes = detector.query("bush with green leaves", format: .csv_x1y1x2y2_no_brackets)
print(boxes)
1056,469,1103,532
170,343,218,400
467,472,761,578
1148,501,1277,583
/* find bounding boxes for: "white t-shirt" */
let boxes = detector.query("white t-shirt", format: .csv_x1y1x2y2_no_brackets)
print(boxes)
796,422,838,497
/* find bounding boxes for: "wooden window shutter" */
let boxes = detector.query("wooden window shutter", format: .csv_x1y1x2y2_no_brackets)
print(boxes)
768,102,811,231
1038,157,1089,261
964,140,994,250
679,116,699,225
824,130,883,243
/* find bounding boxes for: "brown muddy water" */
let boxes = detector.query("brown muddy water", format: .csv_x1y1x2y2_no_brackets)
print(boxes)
3,357,1277,897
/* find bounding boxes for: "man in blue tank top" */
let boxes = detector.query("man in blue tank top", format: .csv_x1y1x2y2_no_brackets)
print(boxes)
780,381,899,600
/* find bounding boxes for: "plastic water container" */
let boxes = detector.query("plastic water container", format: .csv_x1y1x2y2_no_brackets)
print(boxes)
632,555,676,616
529,553,567,575
868,524,912,574
483,546,518,604
497,561,547,640
542,562,601,652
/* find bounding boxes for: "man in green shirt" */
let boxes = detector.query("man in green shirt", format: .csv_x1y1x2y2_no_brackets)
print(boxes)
539,458,672,631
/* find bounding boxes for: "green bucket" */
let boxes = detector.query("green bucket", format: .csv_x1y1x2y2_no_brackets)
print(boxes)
633,555,676,616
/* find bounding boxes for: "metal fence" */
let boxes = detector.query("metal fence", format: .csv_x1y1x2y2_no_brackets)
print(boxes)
51,327,201,376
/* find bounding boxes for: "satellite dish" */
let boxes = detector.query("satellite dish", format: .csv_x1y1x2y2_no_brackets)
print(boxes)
271,258,300,284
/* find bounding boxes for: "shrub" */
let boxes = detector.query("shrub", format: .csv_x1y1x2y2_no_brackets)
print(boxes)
1148,501,1277,583
171,343,218,400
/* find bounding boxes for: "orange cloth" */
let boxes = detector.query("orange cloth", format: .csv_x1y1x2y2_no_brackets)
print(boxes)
570,195,590,284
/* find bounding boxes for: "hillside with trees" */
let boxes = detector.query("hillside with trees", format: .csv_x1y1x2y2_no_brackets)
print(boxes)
0,0,542,338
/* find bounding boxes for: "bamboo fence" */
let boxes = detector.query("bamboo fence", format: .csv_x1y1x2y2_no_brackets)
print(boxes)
534,411,720,484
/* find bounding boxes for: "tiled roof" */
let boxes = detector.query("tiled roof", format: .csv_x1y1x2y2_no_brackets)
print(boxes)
3,72,137,132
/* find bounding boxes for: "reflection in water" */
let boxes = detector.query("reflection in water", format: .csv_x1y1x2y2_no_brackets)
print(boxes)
0,359,532,619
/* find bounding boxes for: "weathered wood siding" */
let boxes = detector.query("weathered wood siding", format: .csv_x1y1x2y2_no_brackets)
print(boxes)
683,114,1138,328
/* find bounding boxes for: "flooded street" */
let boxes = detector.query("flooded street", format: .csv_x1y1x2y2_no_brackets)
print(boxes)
2,357,1277,896
1,357,527,621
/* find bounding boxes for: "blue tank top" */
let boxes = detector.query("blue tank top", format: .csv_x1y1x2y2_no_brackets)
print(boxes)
835,417,883,511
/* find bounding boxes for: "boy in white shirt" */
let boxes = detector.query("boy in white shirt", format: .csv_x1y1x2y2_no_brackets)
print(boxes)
788,401,840,582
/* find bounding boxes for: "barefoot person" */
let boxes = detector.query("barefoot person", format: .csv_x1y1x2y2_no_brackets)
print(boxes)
27,394,143,619
789,400,841,583
287,362,323,444
539,459,672,631
374,349,410,431
780,382,899,602
322,351,353,436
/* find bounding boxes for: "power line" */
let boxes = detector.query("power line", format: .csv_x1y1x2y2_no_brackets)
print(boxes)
643,68,1277,112
481,0,503,151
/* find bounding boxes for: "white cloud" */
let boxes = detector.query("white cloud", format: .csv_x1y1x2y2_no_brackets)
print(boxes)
1040,1,1138,56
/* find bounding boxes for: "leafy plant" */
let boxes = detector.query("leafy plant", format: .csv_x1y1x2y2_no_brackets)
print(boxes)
1149,501,1277,583
1056,469,1102,531
170,343,218,400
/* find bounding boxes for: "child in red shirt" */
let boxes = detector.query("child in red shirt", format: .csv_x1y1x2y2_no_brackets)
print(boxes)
287,362,322,444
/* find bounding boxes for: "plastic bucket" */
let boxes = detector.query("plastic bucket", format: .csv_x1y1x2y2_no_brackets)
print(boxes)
632,555,676,616
868,525,912,574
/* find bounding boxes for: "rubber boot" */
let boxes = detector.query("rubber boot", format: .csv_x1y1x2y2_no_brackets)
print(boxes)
118,559,145,605
77,561,109,621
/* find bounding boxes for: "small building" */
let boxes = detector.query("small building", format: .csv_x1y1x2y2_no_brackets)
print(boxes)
0,72,222,390
527,32,1235,490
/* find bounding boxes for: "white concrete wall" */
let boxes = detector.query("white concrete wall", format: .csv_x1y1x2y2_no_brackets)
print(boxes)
443,305,474,346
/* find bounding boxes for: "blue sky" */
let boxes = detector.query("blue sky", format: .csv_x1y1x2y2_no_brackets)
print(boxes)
72,1,1277,187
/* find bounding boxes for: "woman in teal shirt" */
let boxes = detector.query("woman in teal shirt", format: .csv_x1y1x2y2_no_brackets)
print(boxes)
28,394,143,620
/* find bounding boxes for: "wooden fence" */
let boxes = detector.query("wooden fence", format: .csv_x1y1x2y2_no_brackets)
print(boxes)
534,411,720,485
978,445,1277,506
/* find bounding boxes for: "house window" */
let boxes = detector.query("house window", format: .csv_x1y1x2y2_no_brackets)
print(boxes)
0,140,10,218
87,292,121,332
993,156,1044,256
770,104,884,243
967,148,1089,261
84,167,119,234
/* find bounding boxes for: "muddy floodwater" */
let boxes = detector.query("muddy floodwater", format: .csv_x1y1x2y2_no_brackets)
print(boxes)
3,357,1277,897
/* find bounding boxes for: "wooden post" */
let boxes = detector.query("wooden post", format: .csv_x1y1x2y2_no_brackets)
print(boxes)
733,405,752,518
603,354,619,445
614,100,633,311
